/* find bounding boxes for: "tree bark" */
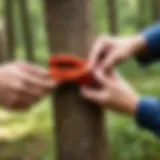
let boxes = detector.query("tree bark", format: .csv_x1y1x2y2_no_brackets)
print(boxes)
45,0,108,160
18,0,35,62
4,0,15,60
107,0,118,34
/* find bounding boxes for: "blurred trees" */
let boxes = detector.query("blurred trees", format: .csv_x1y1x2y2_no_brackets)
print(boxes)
18,0,35,62
137,0,148,30
152,0,160,22
4,0,35,62
4,0,15,60
0,18,7,62
107,0,118,34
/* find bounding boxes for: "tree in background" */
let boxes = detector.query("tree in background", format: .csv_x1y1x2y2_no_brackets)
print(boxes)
4,0,15,60
152,0,160,22
18,0,35,62
0,18,7,62
45,0,108,160
107,0,118,34
136,0,149,30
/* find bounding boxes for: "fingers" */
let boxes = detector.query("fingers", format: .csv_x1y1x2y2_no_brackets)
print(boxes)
20,63,57,89
15,68,55,89
87,37,109,70
11,68,56,110
94,69,111,86
81,86,107,105
16,62,49,79
0,62,58,111
100,50,121,71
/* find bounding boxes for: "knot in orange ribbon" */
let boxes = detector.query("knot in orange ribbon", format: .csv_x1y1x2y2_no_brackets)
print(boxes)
49,54,93,85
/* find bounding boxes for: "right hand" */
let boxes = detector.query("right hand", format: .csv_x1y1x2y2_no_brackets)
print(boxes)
87,35,147,71
81,69,139,116
0,61,56,111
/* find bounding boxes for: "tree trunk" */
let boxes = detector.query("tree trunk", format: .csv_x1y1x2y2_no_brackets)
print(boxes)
18,0,35,62
0,19,7,62
45,0,108,160
137,0,148,30
4,0,15,60
107,0,118,34
152,0,160,22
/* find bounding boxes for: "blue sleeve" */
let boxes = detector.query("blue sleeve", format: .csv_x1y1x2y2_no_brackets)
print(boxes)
136,23,160,66
136,97,160,136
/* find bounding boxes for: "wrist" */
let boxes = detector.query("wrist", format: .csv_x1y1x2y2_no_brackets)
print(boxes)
129,35,148,56
116,94,140,116
110,94,140,116
126,94,140,116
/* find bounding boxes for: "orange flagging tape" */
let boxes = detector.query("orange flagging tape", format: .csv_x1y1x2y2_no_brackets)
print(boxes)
49,54,93,85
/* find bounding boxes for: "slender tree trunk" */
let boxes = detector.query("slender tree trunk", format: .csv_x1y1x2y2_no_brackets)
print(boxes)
107,0,118,34
18,0,35,62
4,0,15,60
152,0,160,22
137,0,148,30
0,19,7,62
45,0,108,160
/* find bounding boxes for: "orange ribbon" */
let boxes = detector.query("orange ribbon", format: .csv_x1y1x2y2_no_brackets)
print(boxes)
49,54,93,85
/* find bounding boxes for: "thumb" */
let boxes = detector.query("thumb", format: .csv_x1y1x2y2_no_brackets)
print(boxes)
101,50,123,71
81,86,107,105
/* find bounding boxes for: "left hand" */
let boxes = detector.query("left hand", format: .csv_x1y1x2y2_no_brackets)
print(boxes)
0,61,56,111
81,70,139,116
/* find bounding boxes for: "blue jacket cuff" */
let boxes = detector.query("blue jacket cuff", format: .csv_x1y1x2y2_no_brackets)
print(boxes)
136,23,160,66
136,97,160,136
143,23,160,55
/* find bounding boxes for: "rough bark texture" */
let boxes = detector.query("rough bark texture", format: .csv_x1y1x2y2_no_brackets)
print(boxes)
4,0,15,60
107,0,118,34
45,0,107,160
152,0,160,22
18,0,35,62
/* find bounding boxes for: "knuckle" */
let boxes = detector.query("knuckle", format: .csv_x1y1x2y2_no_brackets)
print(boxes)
13,81,26,93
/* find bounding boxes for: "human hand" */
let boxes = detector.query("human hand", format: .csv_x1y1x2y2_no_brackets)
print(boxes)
88,35,147,71
0,61,56,111
81,70,139,116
